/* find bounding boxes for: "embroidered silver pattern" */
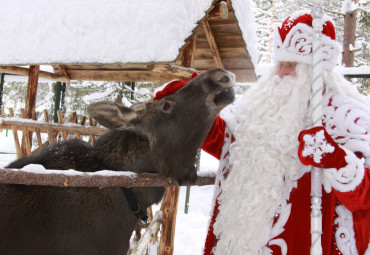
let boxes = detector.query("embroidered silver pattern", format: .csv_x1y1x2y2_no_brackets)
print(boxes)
334,205,358,255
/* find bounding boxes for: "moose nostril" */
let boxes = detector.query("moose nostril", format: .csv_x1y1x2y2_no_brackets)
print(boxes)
219,75,230,83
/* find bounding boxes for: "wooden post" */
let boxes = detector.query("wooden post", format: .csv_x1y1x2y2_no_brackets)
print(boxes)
9,108,22,159
21,65,40,156
159,186,180,255
53,82,63,123
0,73,4,114
25,65,40,120
342,0,358,67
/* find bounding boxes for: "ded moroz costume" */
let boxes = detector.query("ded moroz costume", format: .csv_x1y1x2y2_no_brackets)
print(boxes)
201,11,370,255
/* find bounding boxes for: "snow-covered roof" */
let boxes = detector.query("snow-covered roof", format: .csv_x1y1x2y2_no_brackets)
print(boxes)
0,0,258,82
0,0,209,65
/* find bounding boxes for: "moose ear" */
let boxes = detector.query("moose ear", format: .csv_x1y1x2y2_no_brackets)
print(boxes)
87,101,138,129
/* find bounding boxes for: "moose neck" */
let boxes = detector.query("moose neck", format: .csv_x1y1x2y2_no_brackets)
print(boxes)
95,130,155,174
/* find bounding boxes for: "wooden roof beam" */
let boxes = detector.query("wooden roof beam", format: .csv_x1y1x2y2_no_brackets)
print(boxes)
148,64,196,78
201,19,224,68
57,64,71,80
0,65,70,82
180,35,197,68
67,69,195,82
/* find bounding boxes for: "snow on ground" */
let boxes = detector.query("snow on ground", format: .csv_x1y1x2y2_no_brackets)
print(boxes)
0,129,218,255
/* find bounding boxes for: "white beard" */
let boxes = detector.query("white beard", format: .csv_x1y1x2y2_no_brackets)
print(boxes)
213,64,313,255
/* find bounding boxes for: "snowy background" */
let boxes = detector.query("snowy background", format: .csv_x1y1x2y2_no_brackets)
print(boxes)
0,129,219,255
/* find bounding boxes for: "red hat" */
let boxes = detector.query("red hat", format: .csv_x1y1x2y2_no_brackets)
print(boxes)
153,72,198,101
274,10,341,70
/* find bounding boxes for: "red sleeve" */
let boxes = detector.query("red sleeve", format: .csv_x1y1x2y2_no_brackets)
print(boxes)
201,116,226,160
333,168,370,212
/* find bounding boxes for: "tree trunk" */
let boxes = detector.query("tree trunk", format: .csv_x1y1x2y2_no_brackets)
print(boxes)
342,0,358,67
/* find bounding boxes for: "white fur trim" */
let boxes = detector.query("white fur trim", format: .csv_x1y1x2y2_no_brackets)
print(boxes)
323,91,370,169
334,205,359,255
322,147,365,193
220,100,240,134
274,22,342,70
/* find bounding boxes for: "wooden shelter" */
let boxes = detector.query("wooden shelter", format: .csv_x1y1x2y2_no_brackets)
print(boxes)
0,0,256,84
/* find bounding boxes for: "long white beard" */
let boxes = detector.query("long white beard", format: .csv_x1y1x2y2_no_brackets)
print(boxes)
213,64,313,255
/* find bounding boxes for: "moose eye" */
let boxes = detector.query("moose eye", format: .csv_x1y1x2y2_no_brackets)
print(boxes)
163,103,170,111
161,101,175,113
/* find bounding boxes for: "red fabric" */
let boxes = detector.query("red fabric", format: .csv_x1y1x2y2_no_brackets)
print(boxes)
152,72,198,101
278,13,336,43
201,116,226,160
203,198,220,255
298,126,347,169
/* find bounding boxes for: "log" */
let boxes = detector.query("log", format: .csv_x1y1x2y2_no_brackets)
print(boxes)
0,168,215,188
159,186,180,255
0,117,107,136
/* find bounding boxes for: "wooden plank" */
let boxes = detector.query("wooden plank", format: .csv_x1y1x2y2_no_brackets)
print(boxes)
57,64,71,80
67,70,192,82
43,109,54,145
180,35,197,68
60,63,149,71
0,118,107,136
20,108,32,157
57,110,68,141
36,128,43,150
11,126,22,159
194,59,253,70
147,64,195,79
194,47,249,59
196,35,245,48
200,22,241,34
159,186,180,255
201,19,224,68
195,69,257,83
0,169,215,188
0,65,69,82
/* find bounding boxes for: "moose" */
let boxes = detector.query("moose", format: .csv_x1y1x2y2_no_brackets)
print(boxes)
0,68,235,255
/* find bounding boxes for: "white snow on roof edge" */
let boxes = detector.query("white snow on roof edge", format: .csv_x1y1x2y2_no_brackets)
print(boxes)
231,0,259,68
